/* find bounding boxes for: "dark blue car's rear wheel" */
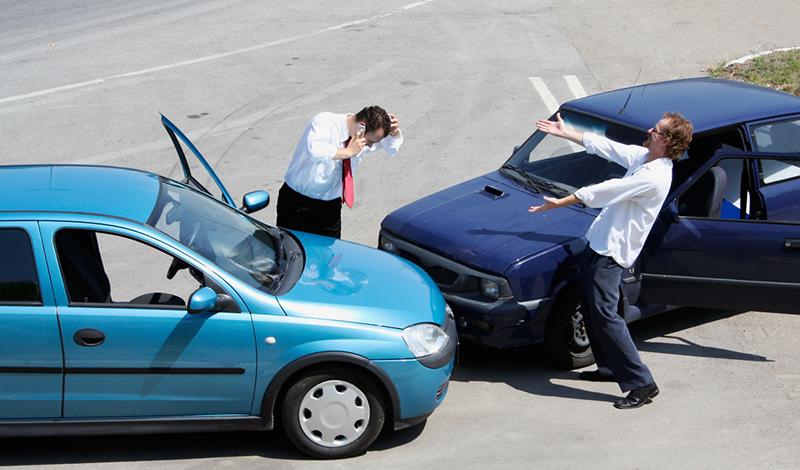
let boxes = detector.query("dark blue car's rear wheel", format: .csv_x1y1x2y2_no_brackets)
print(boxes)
544,290,595,369
281,367,386,459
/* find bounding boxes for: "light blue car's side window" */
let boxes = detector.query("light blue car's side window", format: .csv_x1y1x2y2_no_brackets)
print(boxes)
55,229,209,309
0,229,41,305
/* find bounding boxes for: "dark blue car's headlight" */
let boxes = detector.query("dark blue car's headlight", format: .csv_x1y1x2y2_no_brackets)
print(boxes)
379,233,399,254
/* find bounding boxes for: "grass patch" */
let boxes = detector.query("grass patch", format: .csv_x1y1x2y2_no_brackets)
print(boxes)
709,49,800,96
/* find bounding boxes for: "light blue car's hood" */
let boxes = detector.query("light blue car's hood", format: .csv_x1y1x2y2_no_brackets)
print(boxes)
276,231,446,329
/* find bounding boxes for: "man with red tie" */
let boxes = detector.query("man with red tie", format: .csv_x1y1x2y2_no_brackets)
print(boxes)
276,106,403,239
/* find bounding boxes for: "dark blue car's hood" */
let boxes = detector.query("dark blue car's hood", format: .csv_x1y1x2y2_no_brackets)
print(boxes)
382,171,595,275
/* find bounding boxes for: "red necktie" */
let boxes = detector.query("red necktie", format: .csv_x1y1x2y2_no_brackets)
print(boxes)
342,138,354,208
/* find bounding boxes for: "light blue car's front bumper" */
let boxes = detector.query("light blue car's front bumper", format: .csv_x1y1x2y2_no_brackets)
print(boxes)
374,355,454,428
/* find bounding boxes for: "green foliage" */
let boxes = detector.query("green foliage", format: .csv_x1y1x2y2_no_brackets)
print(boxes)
709,49,800,96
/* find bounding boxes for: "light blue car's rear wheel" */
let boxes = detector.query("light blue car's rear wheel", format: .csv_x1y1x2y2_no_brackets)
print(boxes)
282,368,386,459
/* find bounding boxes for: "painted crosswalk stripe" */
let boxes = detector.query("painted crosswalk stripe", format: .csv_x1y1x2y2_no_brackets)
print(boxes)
564,75,587,98
528,77,559,114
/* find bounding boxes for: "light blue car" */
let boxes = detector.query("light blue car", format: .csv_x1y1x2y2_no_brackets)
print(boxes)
0,116,456,459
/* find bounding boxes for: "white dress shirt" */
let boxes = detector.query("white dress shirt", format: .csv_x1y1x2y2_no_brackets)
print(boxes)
573,132,673,268
284,112,404,201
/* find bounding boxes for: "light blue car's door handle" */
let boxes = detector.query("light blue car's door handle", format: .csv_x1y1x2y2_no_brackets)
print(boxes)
73,329,105,347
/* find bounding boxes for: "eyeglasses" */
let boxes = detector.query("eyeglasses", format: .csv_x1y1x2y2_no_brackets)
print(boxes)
650,126,667,137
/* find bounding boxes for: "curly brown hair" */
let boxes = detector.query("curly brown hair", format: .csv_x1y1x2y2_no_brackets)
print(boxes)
355,105,392,137
662,112,693,160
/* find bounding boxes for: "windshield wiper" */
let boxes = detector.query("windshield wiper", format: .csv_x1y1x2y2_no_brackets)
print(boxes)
528,176,571,197
500,164,540,193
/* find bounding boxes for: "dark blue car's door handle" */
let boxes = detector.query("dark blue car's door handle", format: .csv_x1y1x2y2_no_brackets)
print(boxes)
73,329,106,347
784,239,800,251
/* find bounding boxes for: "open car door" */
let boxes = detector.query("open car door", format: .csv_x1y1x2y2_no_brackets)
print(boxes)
161,114,236,208
640,150,800,314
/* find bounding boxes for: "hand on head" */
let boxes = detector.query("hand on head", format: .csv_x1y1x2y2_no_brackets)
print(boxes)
389,114,401,137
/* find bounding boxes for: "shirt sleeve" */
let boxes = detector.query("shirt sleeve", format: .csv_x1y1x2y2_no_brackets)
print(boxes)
377,129,404,157
574,171,657,208
582,132,648,170
306,114,339,160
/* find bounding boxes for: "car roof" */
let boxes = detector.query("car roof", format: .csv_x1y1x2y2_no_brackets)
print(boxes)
562,77,800,134
0,165,161,222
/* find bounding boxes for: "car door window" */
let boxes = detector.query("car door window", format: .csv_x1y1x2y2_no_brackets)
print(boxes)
678,157,800,224
0,228,41,305
751,118,800,184
55,229,207,308
678,158,751,220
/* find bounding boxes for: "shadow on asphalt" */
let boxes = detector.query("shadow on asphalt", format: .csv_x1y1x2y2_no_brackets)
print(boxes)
451,307,771,401
0,308,767,465
0,415,426,466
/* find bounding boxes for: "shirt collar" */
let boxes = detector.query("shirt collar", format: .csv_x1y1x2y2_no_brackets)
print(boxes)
642,154,673,169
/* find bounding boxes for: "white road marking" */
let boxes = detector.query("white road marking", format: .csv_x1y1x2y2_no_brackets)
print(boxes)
529,76,584,151
564,75,587,98
528,77,559,114
0,2,435,106
724,47,800,67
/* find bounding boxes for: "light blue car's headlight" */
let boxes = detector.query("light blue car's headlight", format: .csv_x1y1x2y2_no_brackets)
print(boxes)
401,323,448,357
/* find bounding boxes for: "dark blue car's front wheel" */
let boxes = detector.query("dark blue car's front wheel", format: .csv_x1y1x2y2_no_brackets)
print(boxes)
281,367,386,459
544,290,595,369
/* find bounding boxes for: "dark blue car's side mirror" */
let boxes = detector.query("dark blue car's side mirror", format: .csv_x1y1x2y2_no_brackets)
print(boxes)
188,287,218,314
241,190,270,214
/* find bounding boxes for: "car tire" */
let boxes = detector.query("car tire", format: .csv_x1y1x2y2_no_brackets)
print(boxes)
544,289,595,369
281,367,386,459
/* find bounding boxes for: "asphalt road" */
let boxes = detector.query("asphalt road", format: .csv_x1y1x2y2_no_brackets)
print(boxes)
2,0,800,468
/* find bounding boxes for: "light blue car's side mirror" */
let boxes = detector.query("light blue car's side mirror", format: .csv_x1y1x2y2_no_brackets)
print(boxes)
188,287,218,314
241,190,270,214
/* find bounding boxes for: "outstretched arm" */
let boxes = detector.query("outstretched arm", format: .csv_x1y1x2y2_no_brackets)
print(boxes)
535,112,584,145
528,194,582,213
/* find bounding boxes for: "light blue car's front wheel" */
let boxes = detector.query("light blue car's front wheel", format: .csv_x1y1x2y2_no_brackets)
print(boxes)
281,367,386,459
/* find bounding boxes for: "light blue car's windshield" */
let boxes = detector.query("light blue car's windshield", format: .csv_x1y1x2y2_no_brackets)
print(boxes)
504,111,647,194
147,179,281,293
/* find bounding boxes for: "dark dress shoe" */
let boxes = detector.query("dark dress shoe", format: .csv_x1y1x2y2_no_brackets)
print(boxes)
578,370,615,382
613,383,659,409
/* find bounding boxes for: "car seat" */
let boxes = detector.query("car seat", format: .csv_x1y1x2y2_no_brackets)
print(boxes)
678,166,727,218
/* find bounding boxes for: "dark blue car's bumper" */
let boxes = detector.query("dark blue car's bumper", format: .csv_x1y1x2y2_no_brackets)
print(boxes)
379,230,552,348
443,292,551,348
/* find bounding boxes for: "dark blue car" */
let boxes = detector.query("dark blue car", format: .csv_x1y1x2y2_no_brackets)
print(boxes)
379,78,800,368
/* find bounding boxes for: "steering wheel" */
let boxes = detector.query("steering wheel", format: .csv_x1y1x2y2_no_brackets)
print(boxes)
184,222,202,248
166,257,189,280
166,223,203,280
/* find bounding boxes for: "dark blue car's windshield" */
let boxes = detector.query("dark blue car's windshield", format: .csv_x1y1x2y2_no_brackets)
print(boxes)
504,111,647,193
147,179,281,293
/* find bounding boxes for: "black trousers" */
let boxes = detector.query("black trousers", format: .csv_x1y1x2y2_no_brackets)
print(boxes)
580,246,654,392
276,183,342,239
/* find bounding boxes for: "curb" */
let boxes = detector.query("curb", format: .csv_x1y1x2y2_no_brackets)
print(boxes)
724,47,800,67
